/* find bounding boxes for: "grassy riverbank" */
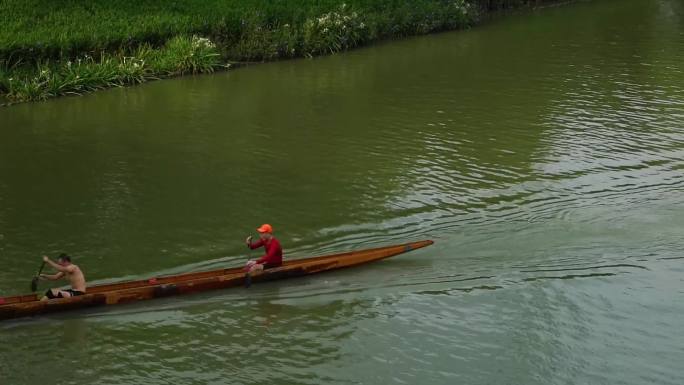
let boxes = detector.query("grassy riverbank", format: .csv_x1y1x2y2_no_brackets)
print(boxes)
0,0,553,104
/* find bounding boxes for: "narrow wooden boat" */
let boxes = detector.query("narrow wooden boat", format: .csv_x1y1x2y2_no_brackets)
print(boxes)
0,240,433,321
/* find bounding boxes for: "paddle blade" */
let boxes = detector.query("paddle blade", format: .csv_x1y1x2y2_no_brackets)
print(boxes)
31,261,46,292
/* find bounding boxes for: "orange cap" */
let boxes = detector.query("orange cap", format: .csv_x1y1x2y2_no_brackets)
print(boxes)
257,224,273,233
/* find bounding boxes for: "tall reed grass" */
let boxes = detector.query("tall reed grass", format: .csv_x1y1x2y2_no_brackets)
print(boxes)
1,36,222,102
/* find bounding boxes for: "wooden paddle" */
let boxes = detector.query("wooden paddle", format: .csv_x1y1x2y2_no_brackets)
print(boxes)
244,271,252,288
244,260,256,288
245,236,254,288
30,261,46,292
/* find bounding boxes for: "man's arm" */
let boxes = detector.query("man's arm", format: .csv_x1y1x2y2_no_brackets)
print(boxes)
40,272,65,281
247,239,264,250
42,256,74,273
256,242,279,264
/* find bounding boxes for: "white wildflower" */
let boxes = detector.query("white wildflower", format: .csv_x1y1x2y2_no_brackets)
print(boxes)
192,35,216,49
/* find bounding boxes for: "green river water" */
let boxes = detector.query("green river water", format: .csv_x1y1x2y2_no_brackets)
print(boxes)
1,0,683,384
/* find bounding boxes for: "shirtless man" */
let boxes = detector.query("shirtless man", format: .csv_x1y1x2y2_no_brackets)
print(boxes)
39,253,86,300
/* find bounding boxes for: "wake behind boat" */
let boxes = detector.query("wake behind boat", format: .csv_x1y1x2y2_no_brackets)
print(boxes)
0,240,433,321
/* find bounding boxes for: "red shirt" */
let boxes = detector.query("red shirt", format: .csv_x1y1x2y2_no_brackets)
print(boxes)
248,237,283,266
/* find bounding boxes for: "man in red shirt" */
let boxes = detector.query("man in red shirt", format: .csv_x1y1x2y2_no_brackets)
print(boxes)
245,223,283,273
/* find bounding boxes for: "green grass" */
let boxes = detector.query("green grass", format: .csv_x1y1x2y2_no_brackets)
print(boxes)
0,36,222,102
0,0,478,61
0,0,548,104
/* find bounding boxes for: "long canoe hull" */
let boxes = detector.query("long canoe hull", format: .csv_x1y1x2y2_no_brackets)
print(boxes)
0,240,433,321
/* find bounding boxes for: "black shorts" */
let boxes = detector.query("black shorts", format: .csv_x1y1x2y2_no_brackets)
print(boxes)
263,262,282,270
45,289,85,299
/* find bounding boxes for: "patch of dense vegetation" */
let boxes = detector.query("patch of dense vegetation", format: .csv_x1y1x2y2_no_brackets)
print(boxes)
0,0,553,104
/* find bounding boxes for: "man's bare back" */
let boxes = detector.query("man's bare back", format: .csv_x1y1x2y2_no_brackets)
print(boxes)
63,264,86,292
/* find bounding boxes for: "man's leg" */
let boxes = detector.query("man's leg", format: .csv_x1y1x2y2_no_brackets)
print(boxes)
41,288,72,301
248,263,265,274
41,288,57,301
